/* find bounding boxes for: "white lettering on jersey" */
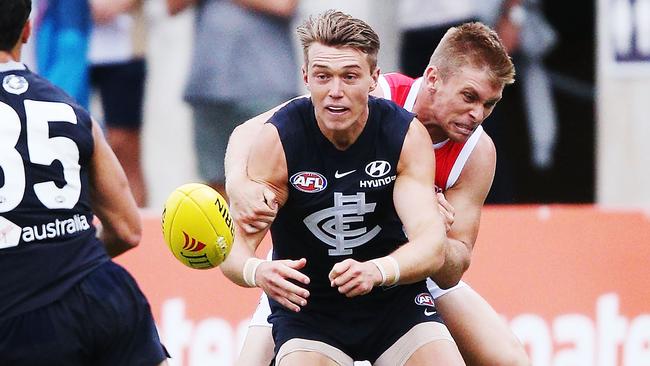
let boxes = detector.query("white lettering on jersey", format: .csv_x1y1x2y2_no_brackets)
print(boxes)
21,214,90,243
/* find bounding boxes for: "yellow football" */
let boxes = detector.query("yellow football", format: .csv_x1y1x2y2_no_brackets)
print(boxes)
161,183,234,269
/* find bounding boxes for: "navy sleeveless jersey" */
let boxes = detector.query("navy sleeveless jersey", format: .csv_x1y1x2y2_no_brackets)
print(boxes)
0,63,108,320
268,96,415,314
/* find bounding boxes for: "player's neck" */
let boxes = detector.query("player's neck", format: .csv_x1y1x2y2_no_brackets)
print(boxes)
0,53,14,63
0,48,20,63
317,115,368,151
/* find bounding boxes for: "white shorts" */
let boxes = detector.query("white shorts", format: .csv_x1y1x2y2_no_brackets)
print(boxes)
426,278,469,299
248,277,470,328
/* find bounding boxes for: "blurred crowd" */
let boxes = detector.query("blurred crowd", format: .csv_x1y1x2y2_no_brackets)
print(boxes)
25,0,595,207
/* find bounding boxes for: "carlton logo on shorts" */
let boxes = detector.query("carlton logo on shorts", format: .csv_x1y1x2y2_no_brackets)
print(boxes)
290,171,327,193
414,293,435,307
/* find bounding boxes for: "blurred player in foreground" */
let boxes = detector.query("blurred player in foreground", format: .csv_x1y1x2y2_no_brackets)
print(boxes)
221,9,466,366
0,1,168,364
225,19,530,366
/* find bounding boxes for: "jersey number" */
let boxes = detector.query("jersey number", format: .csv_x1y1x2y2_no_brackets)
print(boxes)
0,100,81,213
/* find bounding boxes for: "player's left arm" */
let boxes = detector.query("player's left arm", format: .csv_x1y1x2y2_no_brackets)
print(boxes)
329,118,448,296
88,119,142,257
388,118,449,283
431,133,496,288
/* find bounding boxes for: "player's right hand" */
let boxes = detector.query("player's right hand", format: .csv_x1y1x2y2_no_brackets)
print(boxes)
436,192,455,232
255,258,310,312
229,178,278,234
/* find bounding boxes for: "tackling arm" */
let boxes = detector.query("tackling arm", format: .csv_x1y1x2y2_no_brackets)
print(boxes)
430,134,496,288
220,123,287,285
224,98,303,232
220,123,310,311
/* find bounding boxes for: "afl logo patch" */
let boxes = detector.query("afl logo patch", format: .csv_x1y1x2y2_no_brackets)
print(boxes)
365,160,391,178
3,75,28,95
290,171,327,193
414,293,435,307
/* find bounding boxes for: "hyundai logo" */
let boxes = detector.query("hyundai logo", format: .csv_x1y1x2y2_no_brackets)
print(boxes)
365,160,391,178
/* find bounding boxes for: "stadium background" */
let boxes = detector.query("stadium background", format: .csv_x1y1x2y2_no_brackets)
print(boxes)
22,0,648,365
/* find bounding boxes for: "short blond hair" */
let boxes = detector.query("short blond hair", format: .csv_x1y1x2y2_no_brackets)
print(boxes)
296,10,380,71
429,22,515,86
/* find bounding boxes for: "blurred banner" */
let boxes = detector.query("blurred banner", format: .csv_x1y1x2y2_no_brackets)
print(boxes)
116,206,650,366
601,0,650,76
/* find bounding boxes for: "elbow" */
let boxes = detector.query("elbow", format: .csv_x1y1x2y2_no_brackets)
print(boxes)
428,238,447,277
436,275,461,290
430,240,472,289
121,229,142,250
113,219,143,252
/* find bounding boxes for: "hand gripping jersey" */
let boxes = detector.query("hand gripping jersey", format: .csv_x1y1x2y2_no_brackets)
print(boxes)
0,61,108,320
378,73,483,191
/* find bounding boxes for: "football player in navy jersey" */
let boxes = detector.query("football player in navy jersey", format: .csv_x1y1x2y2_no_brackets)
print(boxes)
0,1,168,364
225,18,529,366
220,10,465,366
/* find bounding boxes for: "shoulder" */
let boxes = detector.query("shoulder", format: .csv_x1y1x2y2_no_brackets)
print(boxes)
456,131,496,188
471,131,496,166
399,118,433,165
270,96,311,121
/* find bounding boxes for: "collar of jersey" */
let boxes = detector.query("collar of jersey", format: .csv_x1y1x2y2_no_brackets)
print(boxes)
0,61,26,72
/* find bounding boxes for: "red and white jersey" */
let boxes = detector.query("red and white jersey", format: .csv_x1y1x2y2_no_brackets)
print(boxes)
378,73,484,191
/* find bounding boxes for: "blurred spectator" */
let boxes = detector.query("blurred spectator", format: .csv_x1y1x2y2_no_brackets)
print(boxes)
89,0,149,207
166,0,300,198
34,0,92,107
481,0,595,203
397,0,479,78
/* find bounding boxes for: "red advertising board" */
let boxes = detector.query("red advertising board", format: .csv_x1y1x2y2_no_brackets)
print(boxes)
115,206,650,366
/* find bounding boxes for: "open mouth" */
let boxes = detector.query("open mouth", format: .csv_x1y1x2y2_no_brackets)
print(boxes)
325,106,349,115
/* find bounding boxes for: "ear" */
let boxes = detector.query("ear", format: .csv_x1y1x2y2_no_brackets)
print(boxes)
369,66,380,92
21,20,32,44
301,64,309,90
424,66,438,92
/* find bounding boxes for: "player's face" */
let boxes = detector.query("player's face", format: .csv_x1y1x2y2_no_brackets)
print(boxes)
303,43,378,142
425,66,503,143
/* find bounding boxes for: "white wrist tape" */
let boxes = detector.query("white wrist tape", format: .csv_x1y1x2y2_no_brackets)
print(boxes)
385,255,400,286
370,259,388,286
243,258,265,287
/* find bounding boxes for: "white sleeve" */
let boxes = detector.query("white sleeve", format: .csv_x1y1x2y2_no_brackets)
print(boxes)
248,291,273,328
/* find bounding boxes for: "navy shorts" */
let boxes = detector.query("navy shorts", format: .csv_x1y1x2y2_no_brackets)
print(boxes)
90,59,146,130
270,281,443,363
0,261,168,366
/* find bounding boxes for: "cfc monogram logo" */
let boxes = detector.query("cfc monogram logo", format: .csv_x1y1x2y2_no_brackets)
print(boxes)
303,192,381,256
